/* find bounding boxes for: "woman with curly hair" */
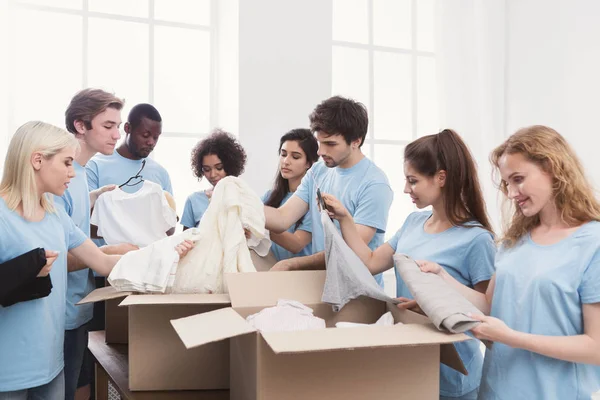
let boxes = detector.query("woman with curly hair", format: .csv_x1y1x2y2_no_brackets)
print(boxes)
181,129,247,230
418,126,600,399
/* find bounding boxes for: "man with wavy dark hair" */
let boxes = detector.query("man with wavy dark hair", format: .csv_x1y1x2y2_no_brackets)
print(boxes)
264,96,393,286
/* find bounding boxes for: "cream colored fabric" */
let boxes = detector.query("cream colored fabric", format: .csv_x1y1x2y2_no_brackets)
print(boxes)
172,176,268,294
108,228,201,293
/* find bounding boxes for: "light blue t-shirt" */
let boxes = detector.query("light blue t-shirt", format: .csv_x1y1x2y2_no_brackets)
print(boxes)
0,197,87,391
387,211,496,397
54,162,95,330
262,191,312,261
181,191,210,229
295,158,393,286
480,222,600,400
86,150,173,194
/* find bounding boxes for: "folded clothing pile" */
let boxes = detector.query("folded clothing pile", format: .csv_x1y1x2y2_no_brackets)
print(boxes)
246,299,326,333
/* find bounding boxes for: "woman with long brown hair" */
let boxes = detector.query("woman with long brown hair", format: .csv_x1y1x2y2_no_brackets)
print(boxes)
323,129,496,399
262,128,319,261
417,125,600,399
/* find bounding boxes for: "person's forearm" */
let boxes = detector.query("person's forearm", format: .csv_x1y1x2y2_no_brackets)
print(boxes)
338,216,377,272
439,269,490,314
68,249,121,274
67,253,87,272
96,254,121,277
506,332,600,365
264,206,289,233
287,252,326,271
270,231,308,254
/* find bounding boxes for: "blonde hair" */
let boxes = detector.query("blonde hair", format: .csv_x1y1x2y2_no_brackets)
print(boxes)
491,125,600,247
0,121,79,219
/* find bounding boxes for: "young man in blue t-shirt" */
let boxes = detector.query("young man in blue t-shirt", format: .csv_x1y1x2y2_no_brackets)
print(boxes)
59,88,139,400
264,96,393,286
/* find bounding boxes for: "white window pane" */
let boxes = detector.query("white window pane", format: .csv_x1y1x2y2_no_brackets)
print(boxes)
9,9,82,132
332,46,369,107
151,136,209,219
417,56,439,137
154,0,210,26
88,18,149,118
373,0,411,49
362,143,372,159
88,0,149,18
15,0,82,9
332,0,368,44
417,0,435,52
373,144,415,240
154,27,211,134
373,51,412,140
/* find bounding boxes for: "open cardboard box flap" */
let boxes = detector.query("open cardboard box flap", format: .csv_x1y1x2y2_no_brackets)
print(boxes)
77,286,231,307
77,285,131,305
226,270,325,308
171,307,257,349
260,323,469,354
120,293,230,306
172,309,469,352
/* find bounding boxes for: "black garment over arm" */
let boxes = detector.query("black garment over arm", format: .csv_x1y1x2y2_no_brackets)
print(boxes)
0,248,53,307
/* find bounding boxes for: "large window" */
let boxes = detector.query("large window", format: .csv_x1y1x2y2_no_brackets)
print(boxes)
332,0,439,239
3,0,216,211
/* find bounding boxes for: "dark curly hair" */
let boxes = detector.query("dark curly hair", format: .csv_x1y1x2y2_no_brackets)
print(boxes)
190,129,247,180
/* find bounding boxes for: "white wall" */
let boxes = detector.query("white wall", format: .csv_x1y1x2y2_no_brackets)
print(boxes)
237,0,333,194
0,0,9,168
506,0,600,189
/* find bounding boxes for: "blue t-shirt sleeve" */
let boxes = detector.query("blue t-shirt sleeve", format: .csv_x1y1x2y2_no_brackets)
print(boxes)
261,190,271,204
580,249,600,304
53,193,72,217
353,183,393,233
464,231,497,285
297,211,312,233
387,229,401,251
181,195,197,228
294,167,313,205
85,160,100,191
58,208,87,250
386,213,415,251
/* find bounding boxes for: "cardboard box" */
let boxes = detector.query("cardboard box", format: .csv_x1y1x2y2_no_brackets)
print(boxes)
79,287,231,391
171,271,470,400
79,285,131,344
80,252,276,344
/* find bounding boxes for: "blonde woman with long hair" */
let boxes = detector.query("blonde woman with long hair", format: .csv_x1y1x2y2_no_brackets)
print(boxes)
0,122,191,398
418,126,600,399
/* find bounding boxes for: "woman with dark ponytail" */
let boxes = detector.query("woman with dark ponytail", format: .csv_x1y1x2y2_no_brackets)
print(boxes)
262,129,319,261
322,129,496,400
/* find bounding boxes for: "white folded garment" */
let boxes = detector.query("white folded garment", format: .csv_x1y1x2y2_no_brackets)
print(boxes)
246,299,326,333
108,228,201,293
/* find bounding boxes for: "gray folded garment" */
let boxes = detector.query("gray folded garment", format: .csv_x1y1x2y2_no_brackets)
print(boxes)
393,253,482,333
321,211,397,311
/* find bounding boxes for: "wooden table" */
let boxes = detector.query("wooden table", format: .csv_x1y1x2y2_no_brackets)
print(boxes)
88,331,229,400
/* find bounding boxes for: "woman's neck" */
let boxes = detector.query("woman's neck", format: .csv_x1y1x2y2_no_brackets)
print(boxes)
288,176,302,192
425,203,453,233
